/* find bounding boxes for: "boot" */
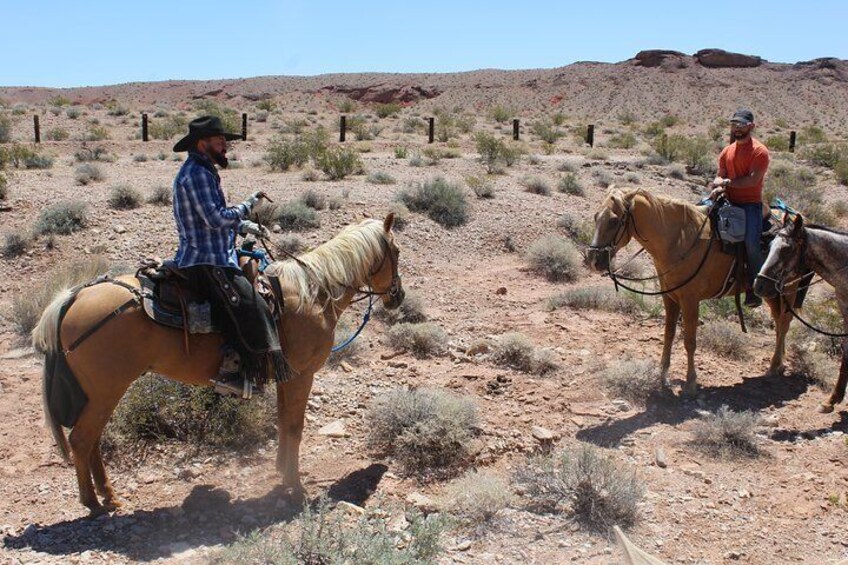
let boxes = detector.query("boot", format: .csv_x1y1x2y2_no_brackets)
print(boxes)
210,349,253,400
744,292,762,308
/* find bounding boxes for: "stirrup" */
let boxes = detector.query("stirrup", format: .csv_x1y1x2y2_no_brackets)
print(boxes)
211,375,253,400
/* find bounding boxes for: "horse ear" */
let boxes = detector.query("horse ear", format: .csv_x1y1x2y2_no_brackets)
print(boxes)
384,213,395,233
793,213,804,237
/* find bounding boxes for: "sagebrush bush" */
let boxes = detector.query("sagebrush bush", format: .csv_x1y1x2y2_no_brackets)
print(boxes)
13,255,111,335
0,115,10,143
367,388,478,475
556,213,594,245
73,163,104,185
491,332,557,375
327,317,363,368
104,373,274,451
466,175,494,199
789,342,837,391
398,176,469,228
607,132,637,149
600,358,665,406
699,321,747,359
45,127,69,141
0,173,8,201
108,184,142,210
2,233,26,258
764,162,829,223
275,233,304,255
147,185,172,206
148,115,186,140
475,132,522,173
35,201,88,235
522,176,551,196
376,289,427,325
74,145,110,162
526,236,581,282
386,201,410,230
315,145,362,180
386,322,447,357
513,445,644,531
300,189,326,210
265,137,311,171
441,470,513,524
592,169,614,188
690,405,761,457
558,173,584,196
23,152,53,169
277,200,320,231
546,286,640,315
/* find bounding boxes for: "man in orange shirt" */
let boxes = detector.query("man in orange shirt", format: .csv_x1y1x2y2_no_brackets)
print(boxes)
708,108,770,308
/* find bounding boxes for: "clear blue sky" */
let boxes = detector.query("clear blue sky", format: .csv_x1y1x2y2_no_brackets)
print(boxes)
2,0,846,88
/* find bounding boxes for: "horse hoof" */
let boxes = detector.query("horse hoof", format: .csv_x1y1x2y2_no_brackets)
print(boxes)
818,403,835,414
87,504,110,517
103,498,123,511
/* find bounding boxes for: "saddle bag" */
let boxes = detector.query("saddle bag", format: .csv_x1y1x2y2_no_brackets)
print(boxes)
717,203,746,244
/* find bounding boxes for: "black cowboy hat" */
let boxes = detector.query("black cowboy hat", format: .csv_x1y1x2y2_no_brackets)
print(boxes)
173,115,242,152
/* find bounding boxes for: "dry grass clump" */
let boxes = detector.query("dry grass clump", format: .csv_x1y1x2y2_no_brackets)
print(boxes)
546,286,639,315
13,255,112,335
35,201,88,235
522,176,551,196
690,405,761,457
74,145,110,162
300,189,326,210
386,201,410,230
491,332,558,375
556,213,594,245
367,170,396,185
147,185,172,206
558,173,584,196
386,322,447,357
277,200,321,231
397,176,469,228
108,184,143,210
600,358,665,406
466,175,494,199
73,163,105,185
699,321,747,359
2,233,26,258
526,236,581,282
376,289,427,325
275,233,304,255
592,169,614,188
788,342,838,391
513,445,644,532
104,373,274,454
764,162,829,223
441,470,513,524
367,388,478,476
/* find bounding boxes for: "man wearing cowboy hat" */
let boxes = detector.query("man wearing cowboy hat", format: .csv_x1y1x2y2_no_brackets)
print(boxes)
172,115,284,398
708,108,771,308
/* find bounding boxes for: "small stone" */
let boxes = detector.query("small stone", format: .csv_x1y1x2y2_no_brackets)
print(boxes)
531,426,556,442
318,420,348,438
406,492,436,512
495,287,507,295
339,361,354,373
455,540,472,551
655,448,668,468
113,224,127,234
337,501,365,516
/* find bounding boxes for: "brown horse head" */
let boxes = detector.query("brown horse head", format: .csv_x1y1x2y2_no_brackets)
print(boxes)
754,213,805,299
374,213,405,310
586,188,633,272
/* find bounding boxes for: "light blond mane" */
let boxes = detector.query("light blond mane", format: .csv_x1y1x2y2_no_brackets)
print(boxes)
622,188,710,241
265,219,387,312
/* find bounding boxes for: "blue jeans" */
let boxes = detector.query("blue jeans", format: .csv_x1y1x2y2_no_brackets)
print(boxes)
737,203,763,289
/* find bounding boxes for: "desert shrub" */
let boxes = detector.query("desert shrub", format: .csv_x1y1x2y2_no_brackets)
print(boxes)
789,342,837,391
393,146,408,159
441,470,512,524
327,317,364,368
65,107,81,119
558,173,584,196
12,255,111,335
526,236,581,282
73,163,104,185
249,201,280,226
108,184,143,210
0,115,11,142
764,134,790,152
666,164,686,180
315,145,362,180
367,388,478,475
763,162,829,223
556,213,594,244
300,189,326,210
690,405,761,457
213,497,445,564
489,105,512,123
265,137,310,171
367,171,396,185
23,152,54,169
149,115,186,140
0,173,6,200
83,126,109,141
301,168,320,182
513,445,644,531
475,131,516,174
803,142,847,169
592,169,614,188
35,201,88,235
386,322,447,357
386,201,410,230
47,95,71,107
397,176,469,228
466,175,494,199
275,233,304,255
522,176,551,195
491,332,557,375
799,125,827,145
660,114,680,128
374,102,402,118
625,172,641,184
600,358,664,406
607,132,637,149
376,289,427,325
147,185,172,206
2,233,26,258
531,119,562,144
277,200,320,231
192,99,240,133
45,128,69,141
105,373,273,450
699,321,747,359
74,145,110,162
546,286,639,315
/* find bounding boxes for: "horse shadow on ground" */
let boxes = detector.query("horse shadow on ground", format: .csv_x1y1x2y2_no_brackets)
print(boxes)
576,370,819,447
3,463,388,561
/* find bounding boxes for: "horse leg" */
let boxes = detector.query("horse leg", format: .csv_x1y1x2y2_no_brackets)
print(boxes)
68,405,114,514
660,295,681,387
90,442,120,509
276,372,315,502
820,305,848,413
766,297,791,376
680,301,700,398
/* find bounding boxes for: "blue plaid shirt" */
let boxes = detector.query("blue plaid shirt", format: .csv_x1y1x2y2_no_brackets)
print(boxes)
173,152,249,269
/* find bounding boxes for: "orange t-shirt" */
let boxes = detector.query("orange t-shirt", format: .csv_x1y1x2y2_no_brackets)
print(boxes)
718,137,770,204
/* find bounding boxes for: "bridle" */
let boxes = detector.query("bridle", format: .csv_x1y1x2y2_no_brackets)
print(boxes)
350,236,403,304
587,202,636,264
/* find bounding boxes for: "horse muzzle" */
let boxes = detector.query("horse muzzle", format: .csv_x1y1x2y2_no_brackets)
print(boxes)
585,248,610,273
752,275,778,299
383,283,405,310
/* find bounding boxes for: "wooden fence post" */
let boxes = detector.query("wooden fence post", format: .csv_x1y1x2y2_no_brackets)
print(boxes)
586,124,594,148
33,115,40,143
789,130,796,153
141,113,148,142
339,115,346,142
513,119,520,141
241,113,248,141
428,117,435,144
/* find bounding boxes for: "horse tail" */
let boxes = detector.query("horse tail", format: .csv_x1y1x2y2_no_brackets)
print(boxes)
33,286,80,464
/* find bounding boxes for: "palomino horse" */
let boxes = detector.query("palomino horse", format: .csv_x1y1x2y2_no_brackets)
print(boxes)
33,214,403,514
754,214,848,413
586,188,797,397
